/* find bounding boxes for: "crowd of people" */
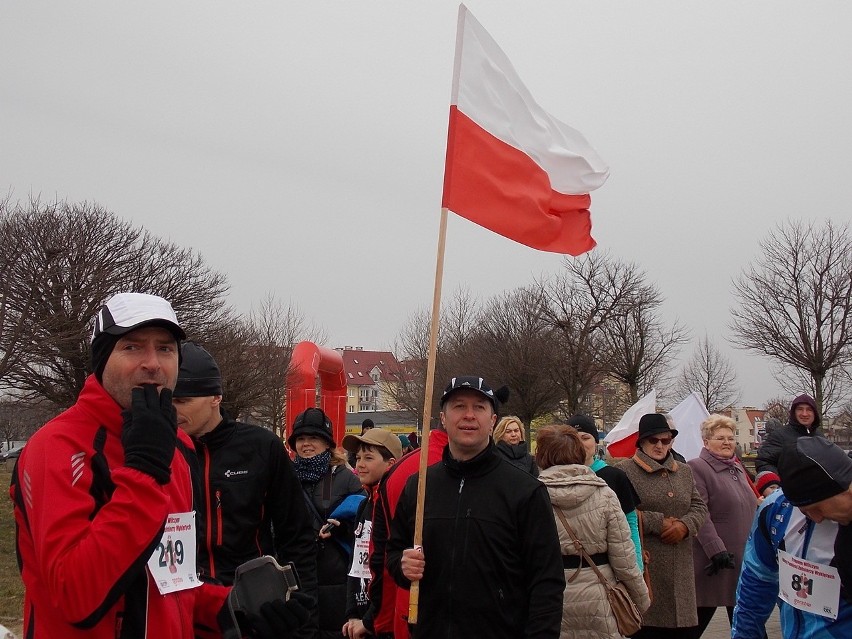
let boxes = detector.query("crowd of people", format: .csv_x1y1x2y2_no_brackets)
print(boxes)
8,291,852,639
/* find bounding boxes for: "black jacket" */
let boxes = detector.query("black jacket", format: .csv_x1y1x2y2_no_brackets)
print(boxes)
755,395,821,476
387,442,565,639
494,440,539,476
302,463,365,639
191,416,317,596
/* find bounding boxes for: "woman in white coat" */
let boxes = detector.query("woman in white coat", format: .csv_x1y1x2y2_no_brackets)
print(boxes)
537,424,651,639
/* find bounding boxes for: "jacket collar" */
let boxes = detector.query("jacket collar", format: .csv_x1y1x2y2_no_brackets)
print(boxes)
76,375,124,434
698,446,742,473
442,439,501,478
196,414,233,448
632,448,679,473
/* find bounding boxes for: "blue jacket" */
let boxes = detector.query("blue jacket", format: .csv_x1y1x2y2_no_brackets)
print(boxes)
732,490,852,638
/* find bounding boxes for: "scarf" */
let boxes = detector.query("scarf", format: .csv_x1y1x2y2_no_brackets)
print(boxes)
294,450,331,484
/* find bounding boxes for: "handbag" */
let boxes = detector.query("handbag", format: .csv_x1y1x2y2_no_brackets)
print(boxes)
554,507,643,637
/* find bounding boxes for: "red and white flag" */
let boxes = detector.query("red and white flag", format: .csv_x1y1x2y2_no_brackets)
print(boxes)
604,390,657,459
442,4,609,255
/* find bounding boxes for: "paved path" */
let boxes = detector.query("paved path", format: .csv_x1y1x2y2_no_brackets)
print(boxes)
703,605,782,638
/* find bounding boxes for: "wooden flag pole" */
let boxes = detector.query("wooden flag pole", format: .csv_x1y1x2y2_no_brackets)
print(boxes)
408,207,449,625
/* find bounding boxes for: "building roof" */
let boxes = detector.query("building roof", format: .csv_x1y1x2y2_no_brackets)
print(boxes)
336,347,399,384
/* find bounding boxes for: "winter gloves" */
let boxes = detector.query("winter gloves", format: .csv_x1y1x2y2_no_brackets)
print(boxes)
704,551,736,576
218,592,313,638
121,384,177,484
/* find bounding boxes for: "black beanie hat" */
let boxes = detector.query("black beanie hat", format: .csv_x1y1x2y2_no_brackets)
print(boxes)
568,414,599,442
174,342,223,397
778,436,852,507
288,408,335,449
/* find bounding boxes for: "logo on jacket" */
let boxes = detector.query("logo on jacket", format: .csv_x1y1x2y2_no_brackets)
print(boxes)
224,469,248,478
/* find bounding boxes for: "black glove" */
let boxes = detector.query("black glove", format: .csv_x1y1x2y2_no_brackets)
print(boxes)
219,592,314,639
121,384,177,484
704,551,736,576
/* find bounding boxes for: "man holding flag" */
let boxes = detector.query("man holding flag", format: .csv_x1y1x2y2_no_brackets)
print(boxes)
386,376,565,638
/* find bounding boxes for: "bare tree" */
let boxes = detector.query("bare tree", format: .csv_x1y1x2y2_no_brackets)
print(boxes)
386,288,482,426
675,335,741,412
204,294,326,435
473,286,562,426
763,396,789,423
542,252,663,413
730,219,852,415
0,197,47,385
600,291,689,404
0,199,230,408
771,363,850,418
0,396,58,447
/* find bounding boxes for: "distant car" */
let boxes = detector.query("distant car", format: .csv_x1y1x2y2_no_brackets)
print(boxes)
2,445,25,461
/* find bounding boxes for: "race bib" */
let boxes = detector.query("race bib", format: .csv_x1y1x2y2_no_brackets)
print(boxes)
778,549,841,620
147,511,201,595
348,520,373,579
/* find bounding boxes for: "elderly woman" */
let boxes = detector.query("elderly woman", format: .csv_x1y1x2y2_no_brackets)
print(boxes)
617,413,707,639
685,414,761,639
493,415,538,476
537,424,650,639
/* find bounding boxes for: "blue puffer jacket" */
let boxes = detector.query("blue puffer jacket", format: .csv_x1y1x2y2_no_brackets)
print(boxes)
732,490,852,638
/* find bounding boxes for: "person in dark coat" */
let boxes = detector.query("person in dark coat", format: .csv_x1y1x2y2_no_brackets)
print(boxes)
172,342,319,636
493,415,539,476
289,408,366,639
754,394,820,486
617,413,708,638
387,376,565,639
685,414,761,639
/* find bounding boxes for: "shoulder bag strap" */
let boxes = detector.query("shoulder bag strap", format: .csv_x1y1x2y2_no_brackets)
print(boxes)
553,506,614,588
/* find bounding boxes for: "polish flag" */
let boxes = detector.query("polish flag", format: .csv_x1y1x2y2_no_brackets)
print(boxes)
604,390,657,459
442,5,609,255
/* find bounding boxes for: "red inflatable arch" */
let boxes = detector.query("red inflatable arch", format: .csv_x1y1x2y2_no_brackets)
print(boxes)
285,341,348,446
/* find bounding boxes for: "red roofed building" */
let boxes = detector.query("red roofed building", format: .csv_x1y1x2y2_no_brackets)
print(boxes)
336,346,401,413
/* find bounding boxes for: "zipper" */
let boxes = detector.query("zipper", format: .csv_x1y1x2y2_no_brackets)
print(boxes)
215,489,223,546
201,445,216,579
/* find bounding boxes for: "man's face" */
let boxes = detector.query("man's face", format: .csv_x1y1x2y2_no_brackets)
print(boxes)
795,403,816,428
799,488,852,525
100,326,179,409
173,395,223,438
440,389,496,461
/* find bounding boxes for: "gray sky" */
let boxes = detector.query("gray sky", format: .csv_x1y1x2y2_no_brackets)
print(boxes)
3,2,850,409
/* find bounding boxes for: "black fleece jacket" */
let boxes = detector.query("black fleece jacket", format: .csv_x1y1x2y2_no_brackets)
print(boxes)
191,415,317,594
387,442,565,639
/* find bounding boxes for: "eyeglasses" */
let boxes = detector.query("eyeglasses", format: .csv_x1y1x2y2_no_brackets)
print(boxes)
710,436,736,443
645,436,673,446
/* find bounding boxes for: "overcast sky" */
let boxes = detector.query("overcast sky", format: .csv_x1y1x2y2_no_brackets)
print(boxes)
3,2,850,409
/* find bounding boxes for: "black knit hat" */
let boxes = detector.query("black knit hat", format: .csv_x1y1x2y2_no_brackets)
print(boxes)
288,408,335,449
568,414,599,442
90,292,185,379
174,342,223,397
636,413,678,445
778,436,852,507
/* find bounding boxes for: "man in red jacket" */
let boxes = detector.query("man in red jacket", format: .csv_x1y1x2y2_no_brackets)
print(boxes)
11,292,309,639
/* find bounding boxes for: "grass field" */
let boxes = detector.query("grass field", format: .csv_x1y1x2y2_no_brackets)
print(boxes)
0,465,24,636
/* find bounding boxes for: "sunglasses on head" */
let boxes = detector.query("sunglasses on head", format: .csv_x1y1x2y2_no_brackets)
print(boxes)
645,436,673,446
